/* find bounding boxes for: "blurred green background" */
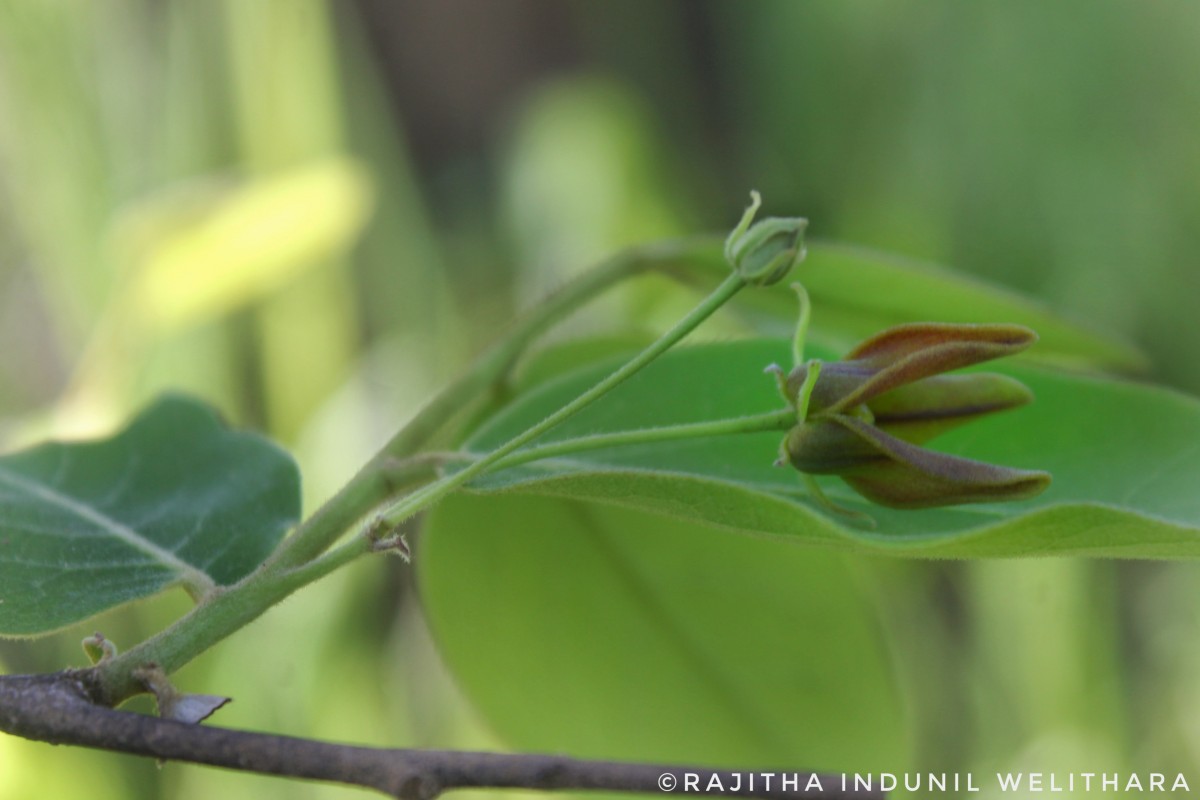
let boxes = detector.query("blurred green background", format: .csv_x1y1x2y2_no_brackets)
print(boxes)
1,1,1198,798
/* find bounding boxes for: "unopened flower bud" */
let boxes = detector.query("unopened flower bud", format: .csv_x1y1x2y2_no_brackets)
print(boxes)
725,191,808,286
777,322,1051,508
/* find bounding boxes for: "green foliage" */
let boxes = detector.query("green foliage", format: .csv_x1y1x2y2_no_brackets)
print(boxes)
0,396,300,637
418,492,909,771
1,2,1195,798
450,340,1200,557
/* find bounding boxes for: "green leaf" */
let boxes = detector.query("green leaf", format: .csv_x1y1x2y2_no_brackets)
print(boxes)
419,492,908,770
0,395,300,637
734,241,1148,373
455,340,1200,557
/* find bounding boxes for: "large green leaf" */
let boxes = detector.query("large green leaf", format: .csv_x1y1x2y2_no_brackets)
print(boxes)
0,395,300,636
453,341,1200,557
418,492,908,770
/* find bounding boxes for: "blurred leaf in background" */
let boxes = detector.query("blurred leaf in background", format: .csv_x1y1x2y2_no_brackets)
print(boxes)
420,493,910,772
119,156,373,334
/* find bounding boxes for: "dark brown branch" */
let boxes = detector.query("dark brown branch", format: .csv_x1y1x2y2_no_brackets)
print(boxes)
0,672,882,800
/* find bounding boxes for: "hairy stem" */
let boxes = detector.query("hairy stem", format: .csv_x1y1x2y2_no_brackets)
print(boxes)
374,273,747,530
264,453,444,572
273,236,722,569
92,410,794,704
467,408,796,473
380,237,721,458
93,242,731,704
93,536,373,706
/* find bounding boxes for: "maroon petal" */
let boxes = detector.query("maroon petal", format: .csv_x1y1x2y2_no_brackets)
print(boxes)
831,415,1051,509
783,417,884,474
846,322,1038,364
829,324,1037,413
785,361,875,415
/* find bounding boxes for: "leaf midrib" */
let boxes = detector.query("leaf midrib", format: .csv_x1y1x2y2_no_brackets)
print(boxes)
0,465,213,589
570,501,794,757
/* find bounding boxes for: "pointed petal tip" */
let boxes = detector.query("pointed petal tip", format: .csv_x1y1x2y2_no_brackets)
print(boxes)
831,322,1042,413
869,373,1037,444
844,465,1051,509
847,321,1040,363
989,323,1039,351
832,414,1053,509
1012,468,1053,498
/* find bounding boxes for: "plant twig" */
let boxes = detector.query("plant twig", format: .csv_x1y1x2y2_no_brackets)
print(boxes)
91,245,730,705
271,237,722,570
0,672,881,800
374,272,748,531
380,238,724,458
92,532,375,706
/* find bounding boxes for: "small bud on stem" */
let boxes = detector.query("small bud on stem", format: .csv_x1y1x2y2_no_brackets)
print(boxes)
724,191,809,286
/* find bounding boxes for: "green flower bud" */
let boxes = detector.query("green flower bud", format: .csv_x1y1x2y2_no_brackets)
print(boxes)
725,191,808,286
778,322,1051,509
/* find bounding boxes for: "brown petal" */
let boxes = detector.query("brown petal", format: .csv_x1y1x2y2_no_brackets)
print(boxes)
785,361,875,414
870,372,1034,445
829,323,1037,414
831,415,1051,508
846,322,1038,363
783,417,883,473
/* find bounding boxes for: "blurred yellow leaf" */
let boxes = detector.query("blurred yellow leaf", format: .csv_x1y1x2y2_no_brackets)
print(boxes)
124,157,373,331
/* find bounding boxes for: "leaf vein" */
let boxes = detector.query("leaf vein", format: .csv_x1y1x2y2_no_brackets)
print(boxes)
0,465,211,587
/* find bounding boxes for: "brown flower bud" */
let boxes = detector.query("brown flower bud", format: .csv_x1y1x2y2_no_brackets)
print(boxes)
779,323,1051,509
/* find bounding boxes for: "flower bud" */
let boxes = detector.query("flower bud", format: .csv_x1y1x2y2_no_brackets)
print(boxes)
777,322,1051,508
725,191,808,286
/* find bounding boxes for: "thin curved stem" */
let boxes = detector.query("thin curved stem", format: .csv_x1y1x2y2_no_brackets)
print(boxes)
375,273,746,531
379,237,719,459
794,360,822,422
264,453,444,572
272,236,722,569
472,408,796,473
92,246,735,704
790,282,812,367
